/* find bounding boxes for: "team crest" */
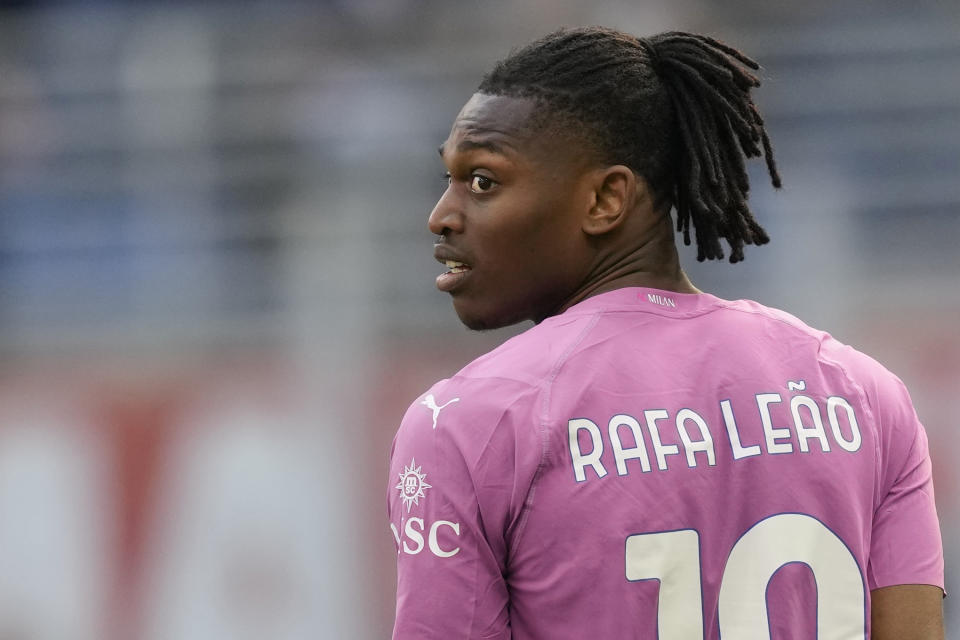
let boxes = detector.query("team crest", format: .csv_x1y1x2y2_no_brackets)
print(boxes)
395,458,432,512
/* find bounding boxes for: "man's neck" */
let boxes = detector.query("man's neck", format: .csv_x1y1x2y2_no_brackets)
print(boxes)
546,214,700,320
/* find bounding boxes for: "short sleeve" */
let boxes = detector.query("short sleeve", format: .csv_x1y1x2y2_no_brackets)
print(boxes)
387,377,541,639
866,376,944,592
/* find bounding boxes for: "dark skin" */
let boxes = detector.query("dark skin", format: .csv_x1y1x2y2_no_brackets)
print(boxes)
430,93,698,331
431,93,946,636
871,584,945,640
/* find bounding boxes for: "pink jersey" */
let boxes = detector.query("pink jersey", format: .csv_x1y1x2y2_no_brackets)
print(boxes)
387,287,943,639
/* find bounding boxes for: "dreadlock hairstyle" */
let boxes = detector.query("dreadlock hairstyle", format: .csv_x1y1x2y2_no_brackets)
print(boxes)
478,27,781,263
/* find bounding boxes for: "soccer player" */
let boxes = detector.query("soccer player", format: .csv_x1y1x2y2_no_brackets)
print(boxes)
387,27,945,639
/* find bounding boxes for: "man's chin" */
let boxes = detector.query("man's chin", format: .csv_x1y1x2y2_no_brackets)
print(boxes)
452,299,523,332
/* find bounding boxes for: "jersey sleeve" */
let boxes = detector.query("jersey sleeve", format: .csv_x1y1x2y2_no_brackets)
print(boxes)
387,376,542,639
865,373,944,592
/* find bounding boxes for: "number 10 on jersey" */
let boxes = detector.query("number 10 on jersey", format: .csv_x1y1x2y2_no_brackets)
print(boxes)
625,513,865,638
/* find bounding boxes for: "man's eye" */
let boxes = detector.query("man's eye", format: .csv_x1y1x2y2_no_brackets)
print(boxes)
469,175,495,193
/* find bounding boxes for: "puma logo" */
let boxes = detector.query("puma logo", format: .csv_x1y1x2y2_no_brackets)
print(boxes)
420,394,460,429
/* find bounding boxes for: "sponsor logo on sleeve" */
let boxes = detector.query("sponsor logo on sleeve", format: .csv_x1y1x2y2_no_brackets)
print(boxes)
395,458,432,512
390,458,461,558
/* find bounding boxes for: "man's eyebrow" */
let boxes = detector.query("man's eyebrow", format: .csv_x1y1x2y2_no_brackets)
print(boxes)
438,138,515,158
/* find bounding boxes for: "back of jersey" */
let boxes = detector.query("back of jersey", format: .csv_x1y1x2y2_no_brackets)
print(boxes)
504,288,941,639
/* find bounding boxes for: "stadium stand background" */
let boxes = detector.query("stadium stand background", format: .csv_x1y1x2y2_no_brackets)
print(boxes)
0,0,957,637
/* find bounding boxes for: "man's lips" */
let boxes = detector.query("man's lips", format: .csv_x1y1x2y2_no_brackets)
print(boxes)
433,245,473,292
433,245,471,266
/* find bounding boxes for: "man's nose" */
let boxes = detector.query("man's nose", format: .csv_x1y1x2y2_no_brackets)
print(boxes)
428,186,464,236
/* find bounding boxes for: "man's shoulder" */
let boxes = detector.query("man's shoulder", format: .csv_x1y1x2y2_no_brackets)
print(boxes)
717,296,830,343
726,297,912,413
398,312,600,440
394,353,550,478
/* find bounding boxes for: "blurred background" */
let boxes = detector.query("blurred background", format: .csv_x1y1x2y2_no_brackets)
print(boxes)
0,0,957,637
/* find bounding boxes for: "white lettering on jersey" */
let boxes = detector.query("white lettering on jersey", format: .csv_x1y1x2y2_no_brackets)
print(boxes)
402,518,425,554
428,520,461,557
568,418,607,482
567,390,863,482
757,393,793,454
609,414,651,476
790,395,831,453
720,399,762,460
826,397,861,452
391,519,461,558
644,409,680,471
647,293,678,308
675,409,716,468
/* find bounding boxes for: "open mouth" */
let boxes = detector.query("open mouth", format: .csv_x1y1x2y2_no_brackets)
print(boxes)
443,260,471,274
436,259,472,292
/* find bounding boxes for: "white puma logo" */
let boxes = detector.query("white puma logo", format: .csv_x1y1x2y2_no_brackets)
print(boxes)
420,394,460,429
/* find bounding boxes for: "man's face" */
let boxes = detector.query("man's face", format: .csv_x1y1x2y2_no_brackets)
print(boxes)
430,93,595,330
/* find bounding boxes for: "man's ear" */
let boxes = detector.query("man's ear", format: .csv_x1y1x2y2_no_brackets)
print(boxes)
582,165,645,236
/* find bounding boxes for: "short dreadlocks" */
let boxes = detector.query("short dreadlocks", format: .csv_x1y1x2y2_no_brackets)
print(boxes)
478,27,781,263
